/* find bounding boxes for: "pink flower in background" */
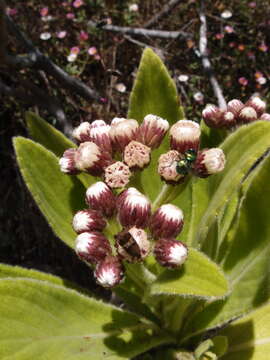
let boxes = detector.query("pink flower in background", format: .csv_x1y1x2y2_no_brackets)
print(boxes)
229,42,236,48
248,2,257,8
215,33,224,40
73,0,84,8
66,13,75,19
94,54,101,61
258,43,268,52
238,77,248,86
88,47,97,55
70,46,80,55
6,7,18,16
57,31,67,39
40,7,49,17
79,31,89,41
62,1,69,6
224,25,234,34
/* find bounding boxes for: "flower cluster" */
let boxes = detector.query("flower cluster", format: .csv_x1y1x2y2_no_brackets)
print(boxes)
202,96,270,129
59,114,226,288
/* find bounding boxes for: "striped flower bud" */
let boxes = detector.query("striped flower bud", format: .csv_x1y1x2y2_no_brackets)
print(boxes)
85,181,116,218
227,99,244,117
170,120,201,153
75,141,112,176
75,231,111,265
118,193,151,229
223,111,236,128
158,150,185,183
238,106,258,123
124,140,151,169
149,204,184,239
154,239,188,268
59,148,80,175
94,255,124,288
246,96,266,117
260,113,270,121
109,119,139,153
193,148,226,178
89,121,112,154
202,105,224,128
104,161,131,188
115,227,151,262
72,122,92,142
138,114,169,149
116,187,142,210
72,209,106,234
111,117,126,125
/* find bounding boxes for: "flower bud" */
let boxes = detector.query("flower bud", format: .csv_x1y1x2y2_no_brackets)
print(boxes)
115,227,151,262
149,204,184,239
260,113,270,121
75,231,111,265
123,140,151,169
75,141,112,176
94,255,124,288
116,187,142,210
202,105,224,128
170,120,201,153
246,96,266,117
154,239,188,268
72,122,92,142
238,106,258,123
89,121,112,154
109,119,139,153
104,161,131,188
158,150,185,183
118,193,151,228
137,114,169,149
111,117,126,125
227,99,244,116
193,148,226,178
72,209,106,234
85,181,116,218
59,148,80,175
223,111,236,128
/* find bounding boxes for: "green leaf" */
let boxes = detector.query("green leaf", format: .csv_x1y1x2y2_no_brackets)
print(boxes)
25,111,75,157
220,302,270,360
194,121,270,248
128,48,183,124
14,137,86,248
182,154,270,343
150,248,229,300
0,278,171,359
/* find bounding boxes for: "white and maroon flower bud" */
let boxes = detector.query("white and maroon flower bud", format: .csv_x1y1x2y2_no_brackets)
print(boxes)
158,150,185,183
118,193,151,228
72,122,92,142
138,114,169,149
149,204,184,239
74,141,112,176
85,181,116,218
116,187,142,210
59,148,80,175
104,161,131,188
246,96,266,117
260,113,270,121
123,140,151,169
72,209,106,234
227,99,244,116
89,121,112,154
109,119,139,153
222,111,236,128
115,227,151,262
94,255,124,288
193,148,226,178
238,106,258,123
154,239,188,268
111,117,126,126
170,120,201,153
75,231,111,265
202,105,224,128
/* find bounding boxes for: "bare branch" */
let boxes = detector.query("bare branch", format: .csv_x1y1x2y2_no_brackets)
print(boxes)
144,0,183,28
88,20,192,40
199,1,227,109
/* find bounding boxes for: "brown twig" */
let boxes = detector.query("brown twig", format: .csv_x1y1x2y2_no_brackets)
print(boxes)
144,0,183,28
199,0,227,109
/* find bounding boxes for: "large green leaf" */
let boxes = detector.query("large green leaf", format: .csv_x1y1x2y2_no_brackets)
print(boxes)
220,302,270,360
14,137,86,248
194,121,270,248
182,154,270,343
0,278,171,359
150,248,229,300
